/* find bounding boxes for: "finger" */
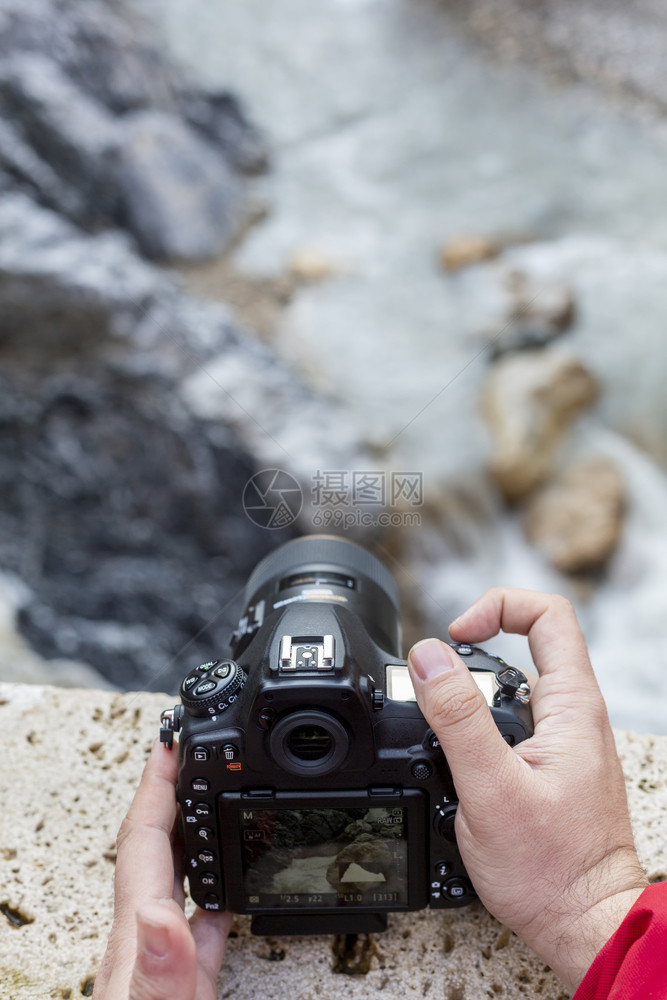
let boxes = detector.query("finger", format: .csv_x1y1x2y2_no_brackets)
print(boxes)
407,638,517,801
115,739,180,922
450,588,597,688
128,901,197,1000
190,909,234,988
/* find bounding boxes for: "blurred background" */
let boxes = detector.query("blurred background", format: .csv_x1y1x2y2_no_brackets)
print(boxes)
1,0,667,733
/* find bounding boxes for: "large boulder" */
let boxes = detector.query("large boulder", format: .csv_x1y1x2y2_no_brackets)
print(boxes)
480,348,599,501
524,456,626,574
0,192,366,691
0,0,266,259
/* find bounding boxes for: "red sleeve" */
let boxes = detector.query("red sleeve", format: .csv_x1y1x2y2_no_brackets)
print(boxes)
573,883,667,999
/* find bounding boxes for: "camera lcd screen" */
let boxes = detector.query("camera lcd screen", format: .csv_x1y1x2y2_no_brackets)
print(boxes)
236,805,409,910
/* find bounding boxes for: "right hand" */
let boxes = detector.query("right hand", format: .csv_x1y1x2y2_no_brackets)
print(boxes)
407,588,647,992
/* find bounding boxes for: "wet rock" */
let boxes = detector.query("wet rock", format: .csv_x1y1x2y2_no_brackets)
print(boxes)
0,192,365,691
0,52,120,226
288,248,340,282
524,457,626,574
116,111,242,260
0,0,264,259
482,268,576,356
480,348,599,501
178,90,269,175
439,233,500,270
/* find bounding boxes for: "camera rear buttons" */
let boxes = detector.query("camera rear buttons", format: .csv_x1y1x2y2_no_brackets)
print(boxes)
411,760,433,780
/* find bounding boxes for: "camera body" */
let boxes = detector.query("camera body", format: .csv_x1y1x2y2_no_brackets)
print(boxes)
160,535,533,936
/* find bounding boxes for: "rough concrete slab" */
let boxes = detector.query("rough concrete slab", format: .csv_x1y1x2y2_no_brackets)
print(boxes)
1,682,666,1000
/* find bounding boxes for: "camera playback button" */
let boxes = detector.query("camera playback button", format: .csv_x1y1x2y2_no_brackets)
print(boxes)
192,745,210,762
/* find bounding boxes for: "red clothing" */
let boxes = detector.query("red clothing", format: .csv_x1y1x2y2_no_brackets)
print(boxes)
573,883,667,999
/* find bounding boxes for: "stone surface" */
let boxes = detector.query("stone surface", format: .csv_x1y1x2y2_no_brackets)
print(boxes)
0,192,368,693
480,269,576,357
480,349,599,501
1,682,666,999
439,234,501,271
0,0,264,259
524,457,626,574
115,111,242,260
445,0,667,113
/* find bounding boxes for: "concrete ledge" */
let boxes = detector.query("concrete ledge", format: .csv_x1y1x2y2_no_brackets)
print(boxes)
1,683,666,1000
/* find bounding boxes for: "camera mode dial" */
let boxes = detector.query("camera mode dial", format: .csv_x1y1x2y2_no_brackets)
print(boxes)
180,659,246,717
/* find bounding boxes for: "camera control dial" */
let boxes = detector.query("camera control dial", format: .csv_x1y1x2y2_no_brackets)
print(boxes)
180,659,247,717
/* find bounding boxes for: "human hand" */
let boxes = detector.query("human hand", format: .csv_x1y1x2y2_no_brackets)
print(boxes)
93,739,232,1000
407,589,647,992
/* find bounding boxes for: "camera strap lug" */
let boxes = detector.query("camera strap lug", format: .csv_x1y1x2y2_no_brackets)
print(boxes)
160,705,183,750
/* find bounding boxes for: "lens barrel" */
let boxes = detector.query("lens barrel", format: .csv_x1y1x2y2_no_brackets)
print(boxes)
243,534,401,656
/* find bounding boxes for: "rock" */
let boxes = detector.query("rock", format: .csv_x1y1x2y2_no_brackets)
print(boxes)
115,110,242,260
482,268,576,356
439,233,500,270
524,457,626,574
0,52,120,225
0,191,367,691
480,348,599,501
288,248,340,282
178,90,270,175
0,0,265,258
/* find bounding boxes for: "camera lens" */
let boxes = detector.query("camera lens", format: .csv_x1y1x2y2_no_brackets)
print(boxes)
242,534,401,656
269,710,350,776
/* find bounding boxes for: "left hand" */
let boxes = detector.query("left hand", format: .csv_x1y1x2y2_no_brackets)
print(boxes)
93,738,232,1000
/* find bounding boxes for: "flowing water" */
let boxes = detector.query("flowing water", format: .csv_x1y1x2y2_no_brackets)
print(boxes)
132,0,667,733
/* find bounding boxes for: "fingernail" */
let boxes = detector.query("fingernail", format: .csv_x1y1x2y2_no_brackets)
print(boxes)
137,912,169,959
408,638,456,681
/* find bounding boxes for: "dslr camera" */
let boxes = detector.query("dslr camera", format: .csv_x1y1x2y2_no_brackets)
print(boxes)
160,535,533,935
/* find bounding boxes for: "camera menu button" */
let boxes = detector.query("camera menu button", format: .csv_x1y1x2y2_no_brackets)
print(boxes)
191,777,210,793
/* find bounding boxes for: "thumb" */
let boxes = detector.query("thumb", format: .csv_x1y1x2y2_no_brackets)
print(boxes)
129,902,197,1000
407,638,514,801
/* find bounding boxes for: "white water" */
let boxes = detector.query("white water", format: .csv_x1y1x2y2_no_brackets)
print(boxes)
134,0,667,733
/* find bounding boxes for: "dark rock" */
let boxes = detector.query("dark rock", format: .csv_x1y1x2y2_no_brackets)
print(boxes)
0,191,365,690
179,90,270,175
0,0,265,259
115,111,242,260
